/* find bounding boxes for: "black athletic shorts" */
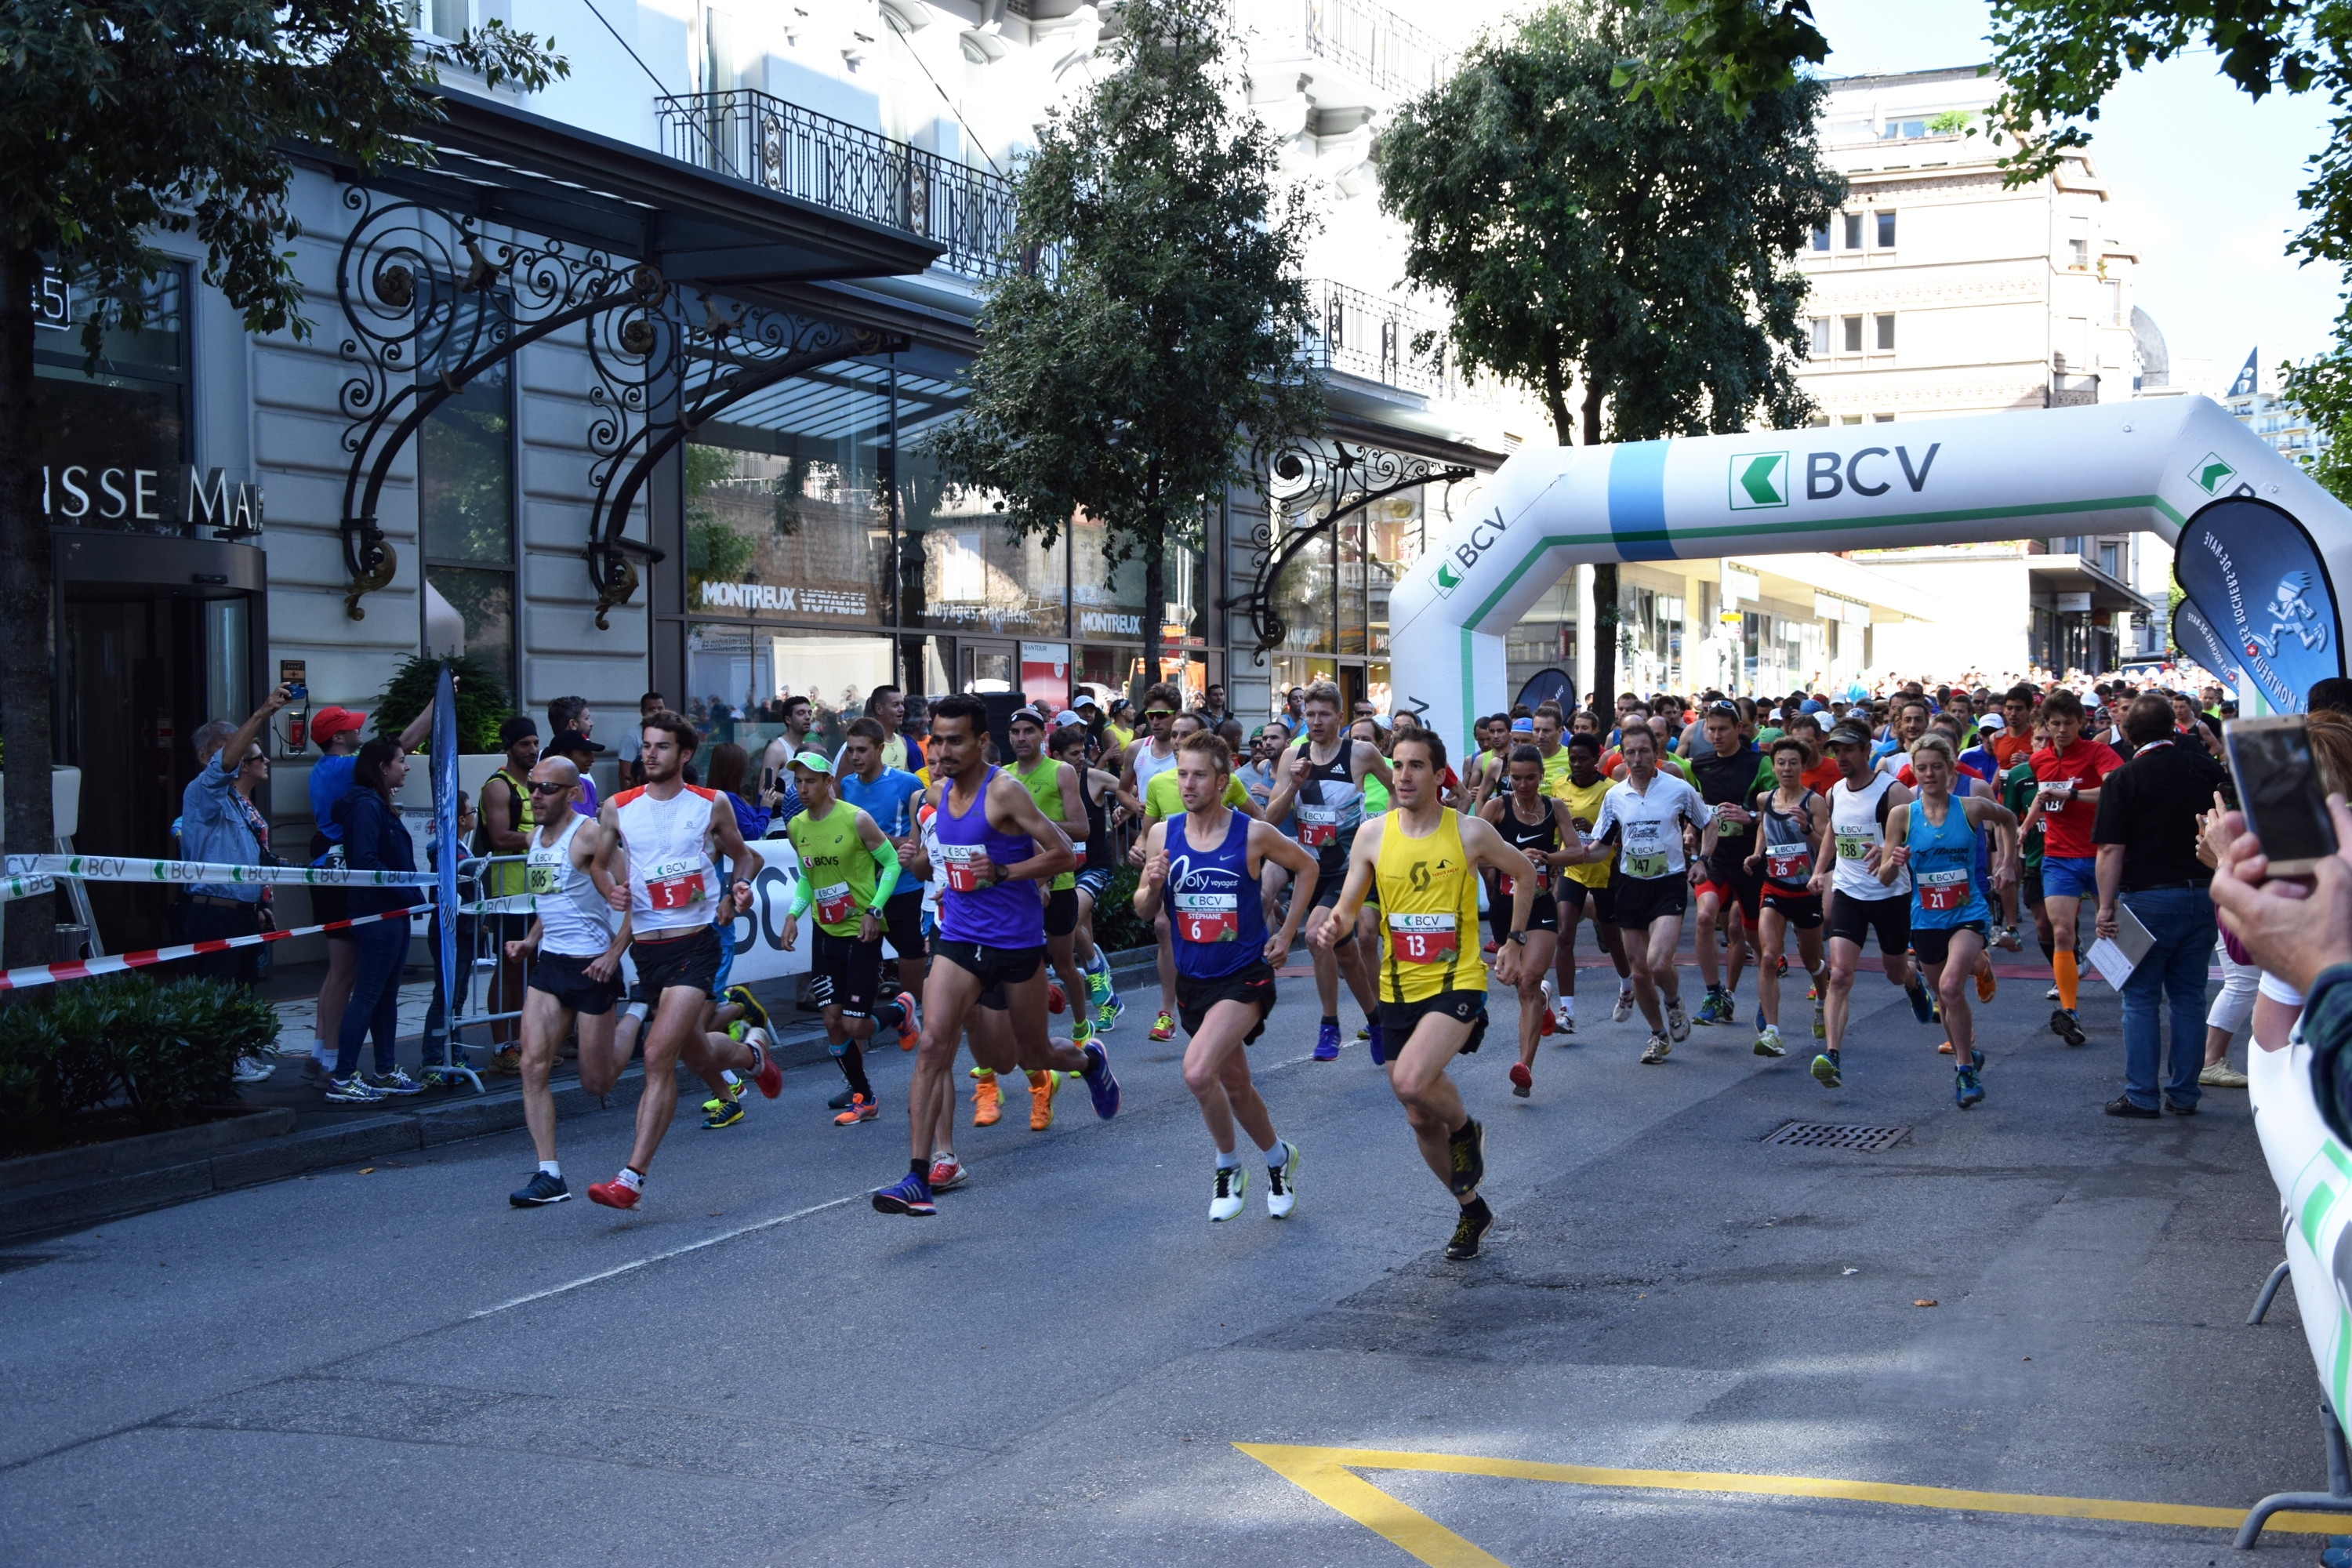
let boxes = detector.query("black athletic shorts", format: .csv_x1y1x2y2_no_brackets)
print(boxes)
527,949,622,1016
1911,920,1987,969
1610,872,1688,930
1489,889,1557,945
811,928,884,1018
1554,879,1590,920
1700,858,1762,923
1760,888,1824,930
1176,960,1277,1044
934,938,1044,1011
1592,879,1620,927
2023,865,2044,906
1044,885,1079,938
880,890,925,962
1076,865,1116,902
1377,987,1490,1056
631,924,722,998
1826,890,1911,953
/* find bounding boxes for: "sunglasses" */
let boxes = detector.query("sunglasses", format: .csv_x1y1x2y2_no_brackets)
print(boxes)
527,781,572,794
1144,710,1174,720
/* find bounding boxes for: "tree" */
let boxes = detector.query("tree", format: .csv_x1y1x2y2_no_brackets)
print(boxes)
0,2,562,967
1377,0,1840,712
926,0,1323,702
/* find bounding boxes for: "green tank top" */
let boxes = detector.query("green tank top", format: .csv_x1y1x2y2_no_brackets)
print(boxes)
1010,754,1075,891
786,800,877,938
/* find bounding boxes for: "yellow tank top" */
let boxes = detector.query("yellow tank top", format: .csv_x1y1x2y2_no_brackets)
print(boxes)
1374,808,1486,1004
1556,775,1614,890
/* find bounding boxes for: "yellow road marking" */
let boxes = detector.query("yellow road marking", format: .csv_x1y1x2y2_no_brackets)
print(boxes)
1234,1443,2343,1566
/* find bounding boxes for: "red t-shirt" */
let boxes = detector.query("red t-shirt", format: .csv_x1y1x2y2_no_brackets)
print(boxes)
2030,738,2124,859
1799,759,1842,795
1989,734,2033,771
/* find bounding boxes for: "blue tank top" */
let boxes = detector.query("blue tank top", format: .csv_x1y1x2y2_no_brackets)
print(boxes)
1168,808,1267,980
936,766,1045,948
1904,797,1990,930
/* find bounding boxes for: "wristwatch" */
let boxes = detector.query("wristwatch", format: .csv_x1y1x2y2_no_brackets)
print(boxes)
1505,930,1528,946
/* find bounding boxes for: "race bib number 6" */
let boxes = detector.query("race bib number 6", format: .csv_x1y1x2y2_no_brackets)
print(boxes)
1387,911,1458,964
1173,890,1238,944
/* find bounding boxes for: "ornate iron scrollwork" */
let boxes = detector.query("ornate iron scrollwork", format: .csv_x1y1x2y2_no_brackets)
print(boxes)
1223,437,1475,661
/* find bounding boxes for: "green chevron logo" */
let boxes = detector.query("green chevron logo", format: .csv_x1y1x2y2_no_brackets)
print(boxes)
1432,558,1463,597
1728,451,1790,510
2190,452,2238,495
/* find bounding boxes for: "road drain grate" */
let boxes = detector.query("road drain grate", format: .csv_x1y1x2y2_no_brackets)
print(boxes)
1765,1122,1909,1152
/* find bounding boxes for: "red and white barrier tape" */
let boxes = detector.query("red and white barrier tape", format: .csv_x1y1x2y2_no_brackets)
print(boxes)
0,907,418,993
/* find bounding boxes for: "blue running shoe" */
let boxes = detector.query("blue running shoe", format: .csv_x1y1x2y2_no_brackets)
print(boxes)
1955,1063,1985,1109
1313,1021,1341,1061
1810,1049,1842,1088
1367,1022,1387,1065
871,1173,936,1216
1906,979,1937,1025
1100,989,1127,1032
1080,1040,1121,1119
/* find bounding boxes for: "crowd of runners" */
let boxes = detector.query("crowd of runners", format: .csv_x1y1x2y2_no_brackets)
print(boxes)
490,671,2238,1263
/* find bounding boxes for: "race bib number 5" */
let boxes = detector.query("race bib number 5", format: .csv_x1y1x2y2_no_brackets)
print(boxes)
1918,868,1970,912
1388,911,1457,964
1173,890,1238,944
645,858,706,911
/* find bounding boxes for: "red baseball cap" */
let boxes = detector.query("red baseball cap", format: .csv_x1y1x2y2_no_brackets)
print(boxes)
310,706,368,742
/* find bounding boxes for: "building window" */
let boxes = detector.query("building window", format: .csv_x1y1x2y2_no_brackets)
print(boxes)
1842,314,1863,354
2105,279,2125,325
1876,210,1896,247
1810,223,1830,252
33,266,191,533
1839,415,1864,426
2099,540,2122,579
1842,212,1863,250
1874,313,1896,351
1809,318,1830,357
1807,415,1831,428
2067,218,2090,270
1872,413,1895,423
419,292,517,697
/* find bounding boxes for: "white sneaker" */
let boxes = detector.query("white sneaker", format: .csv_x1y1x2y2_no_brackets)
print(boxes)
1611,989,1635,1024
1753,1025,1785,1058
1557,1009,1576,1038
2045,985,2060,1002
1641,1033,1672,1064
1665,999,1691,1042
232,1055,277,1083
1265,1142,1299,1218
1210,1164,1248,1221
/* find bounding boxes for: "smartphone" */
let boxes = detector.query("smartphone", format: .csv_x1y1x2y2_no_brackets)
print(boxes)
2224,715,2339,877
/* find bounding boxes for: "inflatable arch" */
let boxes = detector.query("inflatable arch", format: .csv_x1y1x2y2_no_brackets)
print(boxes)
1388,396,2349,742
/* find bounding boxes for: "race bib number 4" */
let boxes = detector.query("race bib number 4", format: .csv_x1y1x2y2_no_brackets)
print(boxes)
1387,911,1458,964
937,843,986,892
645,858,706,912
1173,890,1238,944
1918,869,1971,912
815,881,854,924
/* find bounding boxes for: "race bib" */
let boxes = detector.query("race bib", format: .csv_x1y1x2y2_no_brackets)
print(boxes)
1714,803,1747,837
1387,911,1457,964
1501,867,1550,896
645,858,707,912
1835,831,1874,862
1766,848,1811,881
815,880,854,925
1297,804,1339,848
1173,890,1238,944
937,843,987,892
1918,868,1971,912
525,848,564,897
1622,850,1671,880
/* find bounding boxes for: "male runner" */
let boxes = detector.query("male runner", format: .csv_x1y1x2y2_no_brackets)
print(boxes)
1555,732,1634,1029
1007,706,1095,1044
1134,712,1264,1038
1687,704,1776,1028
1808,720,1936,1088
1054,719,1128,1041
505,757,630,1207
840,717,928,1074
1117,683,1186,1040
1531,704,1574,799
781,750,916,1127
1481,743,1577,1095
1585,724,1712,1064
2024,688,2121,1047
1134,731,1320,1219
1265,680,1392,1062
873,694,1120,1217
1311,729,1533,1260
587,711,779,1209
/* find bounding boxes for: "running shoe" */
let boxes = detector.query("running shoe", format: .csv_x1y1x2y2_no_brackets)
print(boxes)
1558,1011,1576,1039
486,1044,524,1076
1483,937,1500,954
1753,1025,1784,1058
1954,1062,1986,1109
1937,1040,1954,1055
1445,1199,1494,1260
1313,1020,1341,1062
1446,1116,1486,1197
2050,1007,2087,1047
365,1069,424,1096
1905,978,1937,1025
1975,964,1997,1004
2200,1062,2251,1088
1776,954,1788,977
1357,1025,1371,1040
833,1093,880,1127
510,1170,570,1207
701,1093,745,1130
1149,1009,1176,1042
1611,989,1635,1024
971,1069,1003,1127
871,1173,936,1216
1367,1022,1387,1066
1266,1142,1300,1218
725,983,771,1036
828,1086,858,1111
2045,984,2061,1002
928,1156,969,1192
587,1175,641,1210
892,991,920,1051
1694,990,1727,1026
1028,1069,1059,1131
1641,1033,1672,1065
1810,1048,1842,1088
1539,980,1559,1034
1508,1062,1533,1098
748,1034,784,1098
1994,925,2024,952
1811,1000,1826,1040
1047,982,1067,1015
1665,999,1691,1042
233,1054,276,1084
1087,966,1113,1011
323,1074,380,1103
1098,990,1126,1032
1209,1164,1249,1221
1080,1040,1121,1119
1072,1013,1094,1046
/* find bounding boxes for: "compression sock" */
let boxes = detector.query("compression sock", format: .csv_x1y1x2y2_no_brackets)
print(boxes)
872,996,906,1033
2055,950,2079,1011
840,1041,873,1100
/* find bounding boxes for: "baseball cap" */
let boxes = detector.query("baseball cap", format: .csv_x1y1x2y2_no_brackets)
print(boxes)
310,706,367,742
547,727,607,756
1511,717,1534,734
499,714,539,745
1073,693,1102,712
788,750,834,775
1826,720,1874,747
1976,713,2005,732
1051,709,1088,730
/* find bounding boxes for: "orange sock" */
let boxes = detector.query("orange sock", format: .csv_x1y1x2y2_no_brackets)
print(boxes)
2054,949,2078,1011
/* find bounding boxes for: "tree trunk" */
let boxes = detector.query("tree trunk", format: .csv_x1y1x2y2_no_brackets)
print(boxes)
1141,534,1166,706
0,245,57,971
1581,377,1621,720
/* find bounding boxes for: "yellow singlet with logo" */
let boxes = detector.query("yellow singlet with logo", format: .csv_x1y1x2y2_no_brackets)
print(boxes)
1556,775,1614,891
1374,808,1486,1004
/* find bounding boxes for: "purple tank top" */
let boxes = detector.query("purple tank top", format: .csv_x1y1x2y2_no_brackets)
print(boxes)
937,766,1046,948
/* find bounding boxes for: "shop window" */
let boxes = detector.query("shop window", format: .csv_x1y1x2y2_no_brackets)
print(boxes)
33,265,190,532
420,292,516,695
686,622,893,756
1074,512,1203,654
902,437,1066,637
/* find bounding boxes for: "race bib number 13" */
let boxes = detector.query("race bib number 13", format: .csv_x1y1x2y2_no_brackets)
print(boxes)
1388,912,1457,964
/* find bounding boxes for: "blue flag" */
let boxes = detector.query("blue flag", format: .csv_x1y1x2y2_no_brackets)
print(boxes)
433,665,459,1057
2169,599,2244,697
2174,497,2343,713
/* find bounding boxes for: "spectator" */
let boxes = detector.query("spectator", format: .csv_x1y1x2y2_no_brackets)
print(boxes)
1198,682,1232,728
477,713,541,1063
759,694,816,787
865,684,918,773
328,737,427,1102
618,691,665,789
705,741,773,842
179,684,295,993
2312,677,2352,720
547,695,592,744
304,699,435,1086
544,728,607,815
2092,693,2230,1118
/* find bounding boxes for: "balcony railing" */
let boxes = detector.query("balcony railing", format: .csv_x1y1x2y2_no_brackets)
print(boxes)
1301,279,1464,399
1249,0,1446,100
656,90,1025,280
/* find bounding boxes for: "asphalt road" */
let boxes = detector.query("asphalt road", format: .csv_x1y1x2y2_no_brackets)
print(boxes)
0,950,2332,1566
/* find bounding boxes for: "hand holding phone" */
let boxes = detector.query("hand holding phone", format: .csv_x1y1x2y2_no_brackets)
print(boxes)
2224,716,2340,877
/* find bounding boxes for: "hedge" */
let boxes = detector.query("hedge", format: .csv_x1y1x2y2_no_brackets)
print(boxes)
0,975,282,1145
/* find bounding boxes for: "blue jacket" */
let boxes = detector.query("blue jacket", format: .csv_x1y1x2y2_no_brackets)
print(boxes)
332,789,421,916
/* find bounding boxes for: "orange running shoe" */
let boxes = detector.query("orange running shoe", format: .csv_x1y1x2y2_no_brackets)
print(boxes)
1975,963,1997,1004
971,1069,1002,1127
833,1093,879,1126
1028,1069,1059,1131
1937,1040,1954,1054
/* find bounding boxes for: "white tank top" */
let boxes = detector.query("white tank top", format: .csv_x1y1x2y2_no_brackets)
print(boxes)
612,784,722,935
1830,771,1910,900
527,814,619,958
1131,739,1178,796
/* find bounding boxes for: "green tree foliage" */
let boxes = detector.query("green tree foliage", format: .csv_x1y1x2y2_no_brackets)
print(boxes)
925,0,1323,697
1377,0,1840,710
0,1,564,967
1614,0,1828,118
370,653,514,754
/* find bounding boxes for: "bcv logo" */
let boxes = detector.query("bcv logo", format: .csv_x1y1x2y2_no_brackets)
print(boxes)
1432,505,1512,597
1802,443,1940,499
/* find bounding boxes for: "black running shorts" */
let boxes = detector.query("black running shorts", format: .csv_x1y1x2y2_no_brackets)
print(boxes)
1488,890,1557,946
811,929,884,1018
1044,886,1079,938
934,938,1044,1012
527,949,622,1016
1610,872,1689,931
1825,890,1911,953
880,890,926,961
1377,987,1490,1056
631,924,721,999
1176,960,1277,1044
1760,889,1824,930
1911,920,1987,969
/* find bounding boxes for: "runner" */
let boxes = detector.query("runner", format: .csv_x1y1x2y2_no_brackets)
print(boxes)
780,751,916,1128
1686,704,1776,1030
1053,719,1127,1043
2024,688,2122,1047
1264,680,1392,1063
1007,706,1094,1045
1133,730,1321,1219
1479,744,1577,1097
1587,724,1712,1065
1742,737,1828,1059
586,710,779,1209
1809,720,1937,1090
1881,734,2020,1108
840,717,929,1073
1311,728,1534,1260
1134,712,1264,1040
1117,683,1187,1041
505,757,630,1207
1554,732,1635,1029
873,693,1120,1217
